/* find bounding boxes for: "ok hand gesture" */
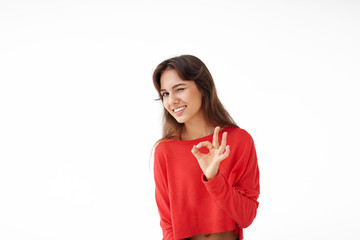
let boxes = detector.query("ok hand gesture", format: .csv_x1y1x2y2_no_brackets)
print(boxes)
191,126,230,181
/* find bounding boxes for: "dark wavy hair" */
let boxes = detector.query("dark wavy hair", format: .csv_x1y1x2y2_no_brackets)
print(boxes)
153,55,238,140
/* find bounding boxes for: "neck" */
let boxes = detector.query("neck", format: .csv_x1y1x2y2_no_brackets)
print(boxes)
181,120,215,141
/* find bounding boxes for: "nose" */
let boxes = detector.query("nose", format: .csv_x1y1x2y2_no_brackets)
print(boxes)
168,93,179,105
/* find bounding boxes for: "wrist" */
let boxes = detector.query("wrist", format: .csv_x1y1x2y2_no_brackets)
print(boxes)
204,171,218,181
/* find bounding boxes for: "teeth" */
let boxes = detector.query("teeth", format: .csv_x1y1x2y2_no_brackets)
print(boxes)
174,106,186,113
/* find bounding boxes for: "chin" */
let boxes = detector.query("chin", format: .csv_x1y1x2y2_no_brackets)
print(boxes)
173,116,187,124
175,119,185,124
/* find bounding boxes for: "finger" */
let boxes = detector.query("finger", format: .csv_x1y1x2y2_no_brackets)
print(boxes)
191,145,202,159
196,141,213,150
219,132,227,153
212,126,220,148
218,145,230,163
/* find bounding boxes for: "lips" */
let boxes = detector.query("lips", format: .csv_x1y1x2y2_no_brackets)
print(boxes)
173,106,187,113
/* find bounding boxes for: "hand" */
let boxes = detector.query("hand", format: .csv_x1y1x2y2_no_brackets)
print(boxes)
191,126,230,181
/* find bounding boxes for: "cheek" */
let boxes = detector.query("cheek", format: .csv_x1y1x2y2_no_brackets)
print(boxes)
192,91,203,108
162,100,171,112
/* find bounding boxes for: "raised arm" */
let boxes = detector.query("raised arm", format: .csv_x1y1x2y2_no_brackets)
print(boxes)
191,127,260,228
203,139,259,228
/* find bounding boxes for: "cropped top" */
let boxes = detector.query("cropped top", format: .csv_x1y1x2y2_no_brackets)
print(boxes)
154,126,260,240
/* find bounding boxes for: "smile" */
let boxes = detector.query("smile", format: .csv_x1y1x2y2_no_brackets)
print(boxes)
173,106,187,113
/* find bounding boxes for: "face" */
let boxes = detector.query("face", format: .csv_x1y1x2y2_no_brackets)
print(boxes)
160,69,203,124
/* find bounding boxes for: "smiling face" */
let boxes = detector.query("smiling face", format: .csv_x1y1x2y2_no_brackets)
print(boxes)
160,69,204,125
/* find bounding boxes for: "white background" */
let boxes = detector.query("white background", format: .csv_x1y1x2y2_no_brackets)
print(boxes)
1,0,359,239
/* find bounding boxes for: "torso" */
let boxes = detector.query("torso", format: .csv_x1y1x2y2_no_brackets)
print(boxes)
188,230,238,240
155,127,251,239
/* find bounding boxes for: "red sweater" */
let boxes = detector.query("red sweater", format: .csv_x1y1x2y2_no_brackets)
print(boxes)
154,126,260,240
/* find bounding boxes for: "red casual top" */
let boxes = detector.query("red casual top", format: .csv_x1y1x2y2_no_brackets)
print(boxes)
154,126,260,240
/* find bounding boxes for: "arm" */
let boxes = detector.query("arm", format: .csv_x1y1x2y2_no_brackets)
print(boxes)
154,145,175,240
202,138,259,228
191,127,260,228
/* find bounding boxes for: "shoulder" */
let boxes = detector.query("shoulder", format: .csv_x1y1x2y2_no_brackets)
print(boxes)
225,126,256,153
154,139,175,151
154,138,178,157
153,139,182,169
226,126,254,142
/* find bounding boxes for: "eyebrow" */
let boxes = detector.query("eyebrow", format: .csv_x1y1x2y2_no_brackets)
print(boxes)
160,83,186,92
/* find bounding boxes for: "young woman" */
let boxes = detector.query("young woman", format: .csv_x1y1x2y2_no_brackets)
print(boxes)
152,55,260,240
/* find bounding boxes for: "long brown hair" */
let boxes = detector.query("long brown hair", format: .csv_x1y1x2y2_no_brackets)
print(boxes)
153,55,238,141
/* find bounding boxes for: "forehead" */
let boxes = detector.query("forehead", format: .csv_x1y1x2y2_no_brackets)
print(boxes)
160,69,189,89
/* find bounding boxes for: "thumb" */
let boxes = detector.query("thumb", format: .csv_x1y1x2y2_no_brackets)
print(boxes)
191,145,202,159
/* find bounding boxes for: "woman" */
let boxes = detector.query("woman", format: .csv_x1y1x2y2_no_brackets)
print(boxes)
152,55,260,240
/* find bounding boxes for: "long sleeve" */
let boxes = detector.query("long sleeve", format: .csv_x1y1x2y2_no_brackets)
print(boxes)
154,145,175,240
202,134,260,228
